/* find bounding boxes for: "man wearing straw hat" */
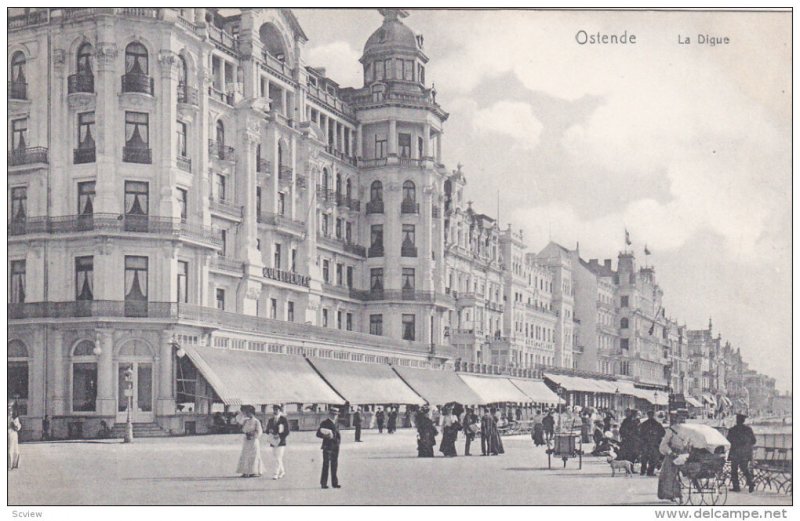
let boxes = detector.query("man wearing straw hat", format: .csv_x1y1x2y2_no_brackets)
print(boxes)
316,407,342,489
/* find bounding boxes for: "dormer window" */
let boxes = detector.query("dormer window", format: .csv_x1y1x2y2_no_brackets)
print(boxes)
416,34,424,48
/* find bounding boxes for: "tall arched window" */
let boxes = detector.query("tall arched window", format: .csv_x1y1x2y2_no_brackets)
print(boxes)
620,318,629,329
8,340,29,416
77,43,92,75
322,168,329,189
125,42,149,75
335,173,342,195
345,178,352,199
278,142,284,167
10,51,26,82
71,340,98,413
370,180,383,202
402,180,416,203
177,54,188,100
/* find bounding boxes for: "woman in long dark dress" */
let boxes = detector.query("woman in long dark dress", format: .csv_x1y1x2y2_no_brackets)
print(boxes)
484,407,505,455
387,407,397,434
532,409,546,446
416,406,438,457
439,406,460,457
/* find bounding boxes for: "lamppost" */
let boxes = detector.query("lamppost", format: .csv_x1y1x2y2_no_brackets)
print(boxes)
615,388,620,417
557,386,565,432
123,366,134,443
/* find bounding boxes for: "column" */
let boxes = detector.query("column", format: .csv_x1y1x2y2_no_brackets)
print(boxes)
423,124,431,159
157,330,176,415
95,329,115,416
388,119,398,156
436,133,442,163
48,327,66,416
357,124,363,158
93,33,119,214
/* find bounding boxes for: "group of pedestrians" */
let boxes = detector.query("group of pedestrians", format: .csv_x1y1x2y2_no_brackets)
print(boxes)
235,404,290,480
374,406,399,434
414,405,505,458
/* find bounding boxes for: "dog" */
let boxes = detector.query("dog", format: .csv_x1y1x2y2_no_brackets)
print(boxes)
606,449,634,477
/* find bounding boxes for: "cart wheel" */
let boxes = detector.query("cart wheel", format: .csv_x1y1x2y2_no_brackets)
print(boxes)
706,477,728,505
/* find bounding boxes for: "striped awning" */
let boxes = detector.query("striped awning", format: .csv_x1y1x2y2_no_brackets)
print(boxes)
308,358,425,405
685,396,703,408
392,366,483,406
616,382,669,405
702,394,717,406
543,373,619,394
508,379,564,405
180,345,345,405
457,374,533,404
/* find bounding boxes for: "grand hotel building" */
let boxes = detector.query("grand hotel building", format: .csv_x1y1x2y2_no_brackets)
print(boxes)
9,8,578,439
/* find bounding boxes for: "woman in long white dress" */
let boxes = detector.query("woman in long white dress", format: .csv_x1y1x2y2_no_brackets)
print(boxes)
236,405,263,478
8,403,21,470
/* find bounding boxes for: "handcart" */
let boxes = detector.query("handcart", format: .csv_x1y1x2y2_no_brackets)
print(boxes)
547,432,583,469
672,424,731,505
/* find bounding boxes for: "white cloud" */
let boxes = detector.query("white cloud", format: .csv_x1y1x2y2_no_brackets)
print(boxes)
304,41,362,87
472,101,543,149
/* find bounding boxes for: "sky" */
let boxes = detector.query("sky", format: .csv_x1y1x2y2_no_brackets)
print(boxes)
293,9,792,392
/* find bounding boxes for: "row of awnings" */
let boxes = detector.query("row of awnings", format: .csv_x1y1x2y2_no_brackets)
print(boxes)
543,373,669,406
180,344,563,407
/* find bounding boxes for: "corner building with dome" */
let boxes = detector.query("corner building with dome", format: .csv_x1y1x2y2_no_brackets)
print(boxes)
8,8,591,440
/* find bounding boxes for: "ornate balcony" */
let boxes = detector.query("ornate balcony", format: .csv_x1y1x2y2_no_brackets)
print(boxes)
73,147,96,164
176,155,191,172
208,140,235,161
366,200,384,214
358,158,388,169
68,73,94,94
122,146,152,164
318,236,367,257
210,255,244,274
8,300,176,320
209,197,243,219
9,147,48,166
8,81,27,100
121,72,154,95
256,158,271,174
317,186,336,207
7,213,222,248
278,165,293,183
401,244,418,257
368,244,384,258
208,86,235,106
401,200,419,214
295,175,307,191
257,213,305,235
177,84,198,106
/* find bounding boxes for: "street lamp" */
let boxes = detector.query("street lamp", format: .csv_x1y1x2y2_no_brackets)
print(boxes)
123,366,135,443
557,386,565,432
615,388,620,416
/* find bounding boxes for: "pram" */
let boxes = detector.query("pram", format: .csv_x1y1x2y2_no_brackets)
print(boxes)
672,424,731,505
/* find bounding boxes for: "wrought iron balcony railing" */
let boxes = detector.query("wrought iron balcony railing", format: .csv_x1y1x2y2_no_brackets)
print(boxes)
367,244,384,258
9,147,48,166
401,244,418,257
121,72,154,95
208,140,235,161
122,146,152,164
209,197,243,219
177,84,198,106
73,147,96,164
210,255,244,273
8,80,27,100
176,155,191,172
256,158,271,174
68,73,94,94
366,200,384,214
7,213,222,247
401,200,420,214
257,213,305,234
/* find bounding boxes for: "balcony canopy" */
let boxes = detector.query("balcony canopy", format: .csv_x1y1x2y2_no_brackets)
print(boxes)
180,345,344,406
457,374,532,404
508,378,563,405
307,358,425,405
393,366,483,406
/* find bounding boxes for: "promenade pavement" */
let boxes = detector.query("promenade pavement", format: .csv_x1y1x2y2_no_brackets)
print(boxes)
8,429,792,506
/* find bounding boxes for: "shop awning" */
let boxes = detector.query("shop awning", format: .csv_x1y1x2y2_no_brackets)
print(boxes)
616,382,669,405
180,345,345,405
307,358,425,405
702,394,717,406
509,378,564,404
685,396,703,408
457,374,533,404
543,373,620,394
392,366,483,406
719,396,733,407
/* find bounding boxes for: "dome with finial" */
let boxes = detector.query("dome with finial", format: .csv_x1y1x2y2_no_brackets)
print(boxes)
363,9,422,57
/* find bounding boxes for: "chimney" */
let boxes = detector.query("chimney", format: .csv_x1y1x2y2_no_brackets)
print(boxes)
604,259,612,269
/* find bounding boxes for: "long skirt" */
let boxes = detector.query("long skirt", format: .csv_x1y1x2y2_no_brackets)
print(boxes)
657,455,681,501
487,427,505,455
236,437,264,476
418,431,436,457
439,428,458,457
8,429,20,470
532,424,545,446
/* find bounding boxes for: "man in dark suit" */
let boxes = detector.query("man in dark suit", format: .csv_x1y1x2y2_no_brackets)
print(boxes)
638,410,666,476
727,413,757,493
316,407,342,489
353,406,362,442
375,407,385,433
